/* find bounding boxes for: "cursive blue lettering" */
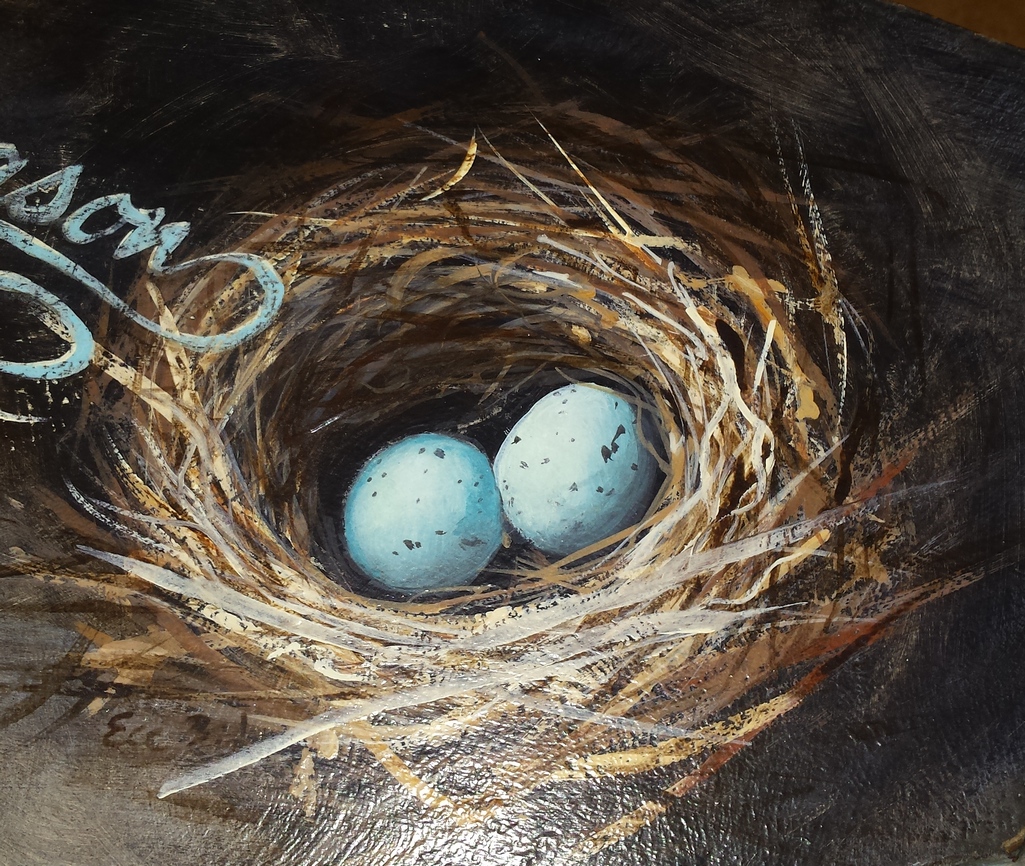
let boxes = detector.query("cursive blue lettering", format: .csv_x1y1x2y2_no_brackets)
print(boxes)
0,269,94,380
2,164,83,225
62,193,167,260
0,144,27,186
0,144,285,388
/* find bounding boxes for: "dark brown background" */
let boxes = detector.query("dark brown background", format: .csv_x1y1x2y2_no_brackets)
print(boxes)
2,1,1025,864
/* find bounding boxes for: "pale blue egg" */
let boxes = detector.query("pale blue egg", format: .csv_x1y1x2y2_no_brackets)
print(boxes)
343,433,503,593
494,384,659,557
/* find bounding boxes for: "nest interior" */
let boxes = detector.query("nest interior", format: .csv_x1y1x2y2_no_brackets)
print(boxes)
48,106,947,848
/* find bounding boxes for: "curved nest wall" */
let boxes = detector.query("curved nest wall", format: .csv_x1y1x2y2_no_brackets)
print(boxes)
63,108,946,849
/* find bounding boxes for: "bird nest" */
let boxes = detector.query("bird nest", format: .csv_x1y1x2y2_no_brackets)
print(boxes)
62,108,950,853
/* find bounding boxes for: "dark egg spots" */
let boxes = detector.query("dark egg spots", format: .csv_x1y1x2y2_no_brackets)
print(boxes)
343,433,504,592
601,425,627,463
492,382,660,559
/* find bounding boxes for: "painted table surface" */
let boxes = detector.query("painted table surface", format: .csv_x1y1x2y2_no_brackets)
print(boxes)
2,1,1025,864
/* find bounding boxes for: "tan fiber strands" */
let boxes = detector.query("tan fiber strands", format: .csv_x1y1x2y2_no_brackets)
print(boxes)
50,109,946,851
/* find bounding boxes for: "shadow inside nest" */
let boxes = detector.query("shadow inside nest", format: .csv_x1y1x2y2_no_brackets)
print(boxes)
309,364,669,606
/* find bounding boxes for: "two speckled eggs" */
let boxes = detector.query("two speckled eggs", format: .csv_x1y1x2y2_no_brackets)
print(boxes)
342,384,660,593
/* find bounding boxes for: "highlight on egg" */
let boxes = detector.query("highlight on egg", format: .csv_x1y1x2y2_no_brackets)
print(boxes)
342,433,504,593
493,383,661,558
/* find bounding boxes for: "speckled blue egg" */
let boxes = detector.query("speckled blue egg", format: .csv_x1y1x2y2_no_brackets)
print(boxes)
494,384,659,557
343,433,503,593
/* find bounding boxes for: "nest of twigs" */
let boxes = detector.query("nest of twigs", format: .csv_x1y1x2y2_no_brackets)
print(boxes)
63,108,946,852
